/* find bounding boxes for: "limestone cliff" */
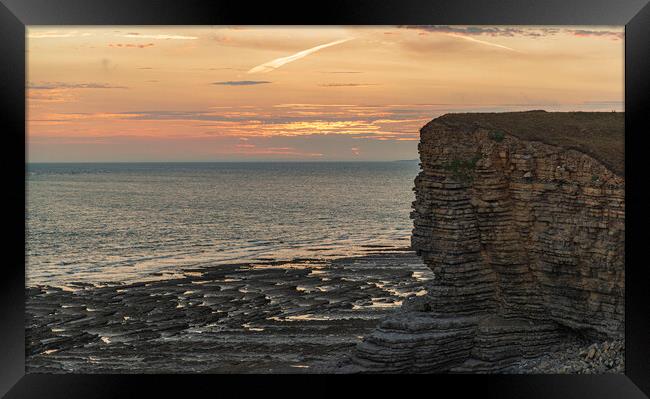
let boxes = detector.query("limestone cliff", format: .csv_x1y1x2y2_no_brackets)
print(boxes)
353,111,624,373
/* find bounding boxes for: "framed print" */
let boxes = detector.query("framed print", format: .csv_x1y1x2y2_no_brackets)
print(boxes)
1,0,649,397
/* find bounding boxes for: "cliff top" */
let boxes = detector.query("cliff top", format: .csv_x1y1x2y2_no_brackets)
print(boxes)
424,111,624,176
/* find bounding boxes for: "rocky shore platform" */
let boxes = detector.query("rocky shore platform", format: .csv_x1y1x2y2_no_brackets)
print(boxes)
26,249,622,374
26,249,434,373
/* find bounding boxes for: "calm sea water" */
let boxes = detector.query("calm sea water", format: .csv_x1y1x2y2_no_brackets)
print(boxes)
26,162,420,287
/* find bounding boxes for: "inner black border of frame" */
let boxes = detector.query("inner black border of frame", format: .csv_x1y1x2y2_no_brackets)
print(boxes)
1,0,649,398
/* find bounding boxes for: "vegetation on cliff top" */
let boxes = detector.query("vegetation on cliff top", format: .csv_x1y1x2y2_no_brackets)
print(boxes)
424,111,624,176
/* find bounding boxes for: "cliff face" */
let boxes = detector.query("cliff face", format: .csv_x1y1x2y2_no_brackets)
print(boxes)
354,111,624,373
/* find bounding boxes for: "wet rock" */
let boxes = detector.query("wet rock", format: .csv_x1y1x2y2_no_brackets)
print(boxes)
353,313,478,373
26,251,434,373
587,347,596,359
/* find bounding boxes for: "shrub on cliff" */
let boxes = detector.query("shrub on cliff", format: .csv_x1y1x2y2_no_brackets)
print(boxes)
442,154,482,182
489,130,505,142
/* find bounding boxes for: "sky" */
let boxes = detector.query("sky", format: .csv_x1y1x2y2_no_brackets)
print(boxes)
27,26,624,162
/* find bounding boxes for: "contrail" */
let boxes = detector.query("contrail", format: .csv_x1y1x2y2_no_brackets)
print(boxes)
445,33,520,52
248,38,353,74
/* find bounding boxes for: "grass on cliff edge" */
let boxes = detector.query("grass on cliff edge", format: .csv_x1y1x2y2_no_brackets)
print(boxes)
425,110,624,176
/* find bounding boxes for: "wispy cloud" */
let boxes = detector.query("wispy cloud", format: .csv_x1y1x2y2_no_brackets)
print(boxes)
319,83,379,87
28,82,127,90
567,29,624,40
28,30,93,39
445,33,520,52
212,80,272,86
28,82,127,103
29,101,623,149
248,38,353,74
120,33,198,40
31,30,199,41
109,43,155,48
403,25,623,41
402,25,557,37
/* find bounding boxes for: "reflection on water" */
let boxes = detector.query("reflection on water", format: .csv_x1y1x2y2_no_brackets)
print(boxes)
27,161,420,287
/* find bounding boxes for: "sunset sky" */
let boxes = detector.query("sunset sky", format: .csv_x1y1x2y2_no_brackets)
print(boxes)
27,26,624,162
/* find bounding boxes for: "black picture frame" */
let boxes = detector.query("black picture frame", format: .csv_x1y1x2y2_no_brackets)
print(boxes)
1,0,649,397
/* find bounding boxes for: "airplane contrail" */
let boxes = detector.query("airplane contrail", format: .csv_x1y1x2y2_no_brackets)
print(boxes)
248,38,353,74
445,33,520,52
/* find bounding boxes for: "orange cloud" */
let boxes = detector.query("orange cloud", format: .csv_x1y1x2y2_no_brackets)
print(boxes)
567,29,624,40
27,26,623,161
108,43,155,48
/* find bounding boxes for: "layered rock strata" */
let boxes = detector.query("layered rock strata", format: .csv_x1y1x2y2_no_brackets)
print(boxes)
353,111,624,373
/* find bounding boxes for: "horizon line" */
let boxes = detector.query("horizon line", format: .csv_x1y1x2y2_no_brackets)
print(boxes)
26,159,420,164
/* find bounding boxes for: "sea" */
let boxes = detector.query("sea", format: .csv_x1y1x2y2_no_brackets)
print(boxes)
26,161,421,287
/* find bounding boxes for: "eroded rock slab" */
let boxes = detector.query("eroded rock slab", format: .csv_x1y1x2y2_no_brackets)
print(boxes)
353,313,478,373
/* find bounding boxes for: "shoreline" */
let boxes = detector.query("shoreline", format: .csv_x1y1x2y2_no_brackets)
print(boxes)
26,243,414,290
26,249,432,373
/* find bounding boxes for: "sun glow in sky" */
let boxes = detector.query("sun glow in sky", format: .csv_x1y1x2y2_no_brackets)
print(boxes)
27,26,623,162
